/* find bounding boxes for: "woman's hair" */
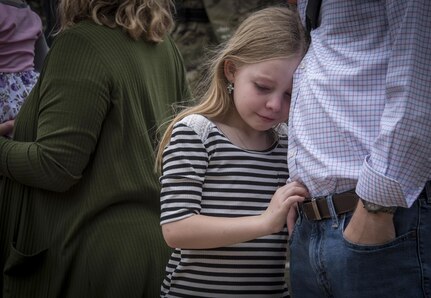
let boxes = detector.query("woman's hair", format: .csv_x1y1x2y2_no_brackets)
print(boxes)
57,0,174,42
155,6,308,172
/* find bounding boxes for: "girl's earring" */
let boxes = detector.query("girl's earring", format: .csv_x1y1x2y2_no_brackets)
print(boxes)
227,82,234,94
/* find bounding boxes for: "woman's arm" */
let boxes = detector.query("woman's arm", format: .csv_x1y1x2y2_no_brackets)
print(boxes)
0,30,111,191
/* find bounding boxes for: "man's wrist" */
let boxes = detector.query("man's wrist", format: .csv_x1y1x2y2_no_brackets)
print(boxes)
360,198,397,214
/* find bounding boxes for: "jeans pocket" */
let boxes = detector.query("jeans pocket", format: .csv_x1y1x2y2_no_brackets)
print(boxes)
326,216,424,298
341,215,417,252
4,242,48,277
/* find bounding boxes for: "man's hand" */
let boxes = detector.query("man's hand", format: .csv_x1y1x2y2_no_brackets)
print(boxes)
343,200,395,245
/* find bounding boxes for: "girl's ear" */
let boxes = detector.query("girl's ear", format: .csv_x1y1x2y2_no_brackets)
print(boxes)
224,60,236,83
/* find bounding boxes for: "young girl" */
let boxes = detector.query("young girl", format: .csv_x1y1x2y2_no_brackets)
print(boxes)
155,6,309,297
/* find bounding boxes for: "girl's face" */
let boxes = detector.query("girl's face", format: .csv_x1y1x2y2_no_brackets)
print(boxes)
225,56,302,132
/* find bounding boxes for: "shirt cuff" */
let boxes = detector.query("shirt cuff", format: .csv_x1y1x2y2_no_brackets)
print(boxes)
356,155,407,207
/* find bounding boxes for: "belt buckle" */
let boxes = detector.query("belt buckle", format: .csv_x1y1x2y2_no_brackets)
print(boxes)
310,196,322,220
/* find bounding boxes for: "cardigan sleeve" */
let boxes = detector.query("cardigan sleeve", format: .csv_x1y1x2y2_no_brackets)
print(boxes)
0,30,111,192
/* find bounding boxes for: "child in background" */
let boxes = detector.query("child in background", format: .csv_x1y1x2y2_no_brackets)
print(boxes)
0,0,45,124
155,6,309,297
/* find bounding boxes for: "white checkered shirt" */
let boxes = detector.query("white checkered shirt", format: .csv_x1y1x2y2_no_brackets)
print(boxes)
288,0,431,207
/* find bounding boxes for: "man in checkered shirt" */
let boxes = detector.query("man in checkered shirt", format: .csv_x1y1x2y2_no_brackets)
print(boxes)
287,1,431,297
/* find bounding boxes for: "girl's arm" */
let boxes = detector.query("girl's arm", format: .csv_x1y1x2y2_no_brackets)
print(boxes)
162,181,308,249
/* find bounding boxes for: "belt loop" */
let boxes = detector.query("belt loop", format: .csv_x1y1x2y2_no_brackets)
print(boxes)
325,194,339,228
426,181,431,203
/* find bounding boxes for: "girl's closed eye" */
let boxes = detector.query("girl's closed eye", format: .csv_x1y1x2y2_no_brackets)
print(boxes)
255,83,271,92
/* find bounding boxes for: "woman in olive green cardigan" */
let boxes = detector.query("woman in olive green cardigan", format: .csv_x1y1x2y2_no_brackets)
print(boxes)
0,0,190,297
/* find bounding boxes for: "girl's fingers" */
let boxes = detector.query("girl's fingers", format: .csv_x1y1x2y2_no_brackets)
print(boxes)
277,183,309,198
282,195,305,207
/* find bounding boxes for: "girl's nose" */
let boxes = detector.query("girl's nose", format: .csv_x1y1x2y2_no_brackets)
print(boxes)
266,95,282,112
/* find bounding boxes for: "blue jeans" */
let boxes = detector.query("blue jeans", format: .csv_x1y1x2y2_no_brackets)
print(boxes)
289,187,431,298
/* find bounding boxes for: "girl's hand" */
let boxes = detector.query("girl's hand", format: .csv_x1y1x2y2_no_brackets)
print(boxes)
261,181,308,234
0,120,14,137
162,181,309,250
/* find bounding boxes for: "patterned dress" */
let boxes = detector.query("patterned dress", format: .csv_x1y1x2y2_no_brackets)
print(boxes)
0,2,42,124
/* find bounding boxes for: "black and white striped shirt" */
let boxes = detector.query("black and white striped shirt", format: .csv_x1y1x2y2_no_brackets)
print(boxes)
160,114,290,297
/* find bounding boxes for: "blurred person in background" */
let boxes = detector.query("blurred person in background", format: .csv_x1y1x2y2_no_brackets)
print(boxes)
0,0,47,131
0,0,189,297
172,0,286,91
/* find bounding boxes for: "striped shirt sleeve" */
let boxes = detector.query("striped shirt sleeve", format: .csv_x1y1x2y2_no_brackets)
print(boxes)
160,122,209,225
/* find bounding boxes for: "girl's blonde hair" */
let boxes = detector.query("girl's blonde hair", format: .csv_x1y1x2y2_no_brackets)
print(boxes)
155,6,308,172
57,0,174,42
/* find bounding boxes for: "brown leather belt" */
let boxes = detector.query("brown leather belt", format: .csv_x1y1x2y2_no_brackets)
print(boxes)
300,190,359,221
